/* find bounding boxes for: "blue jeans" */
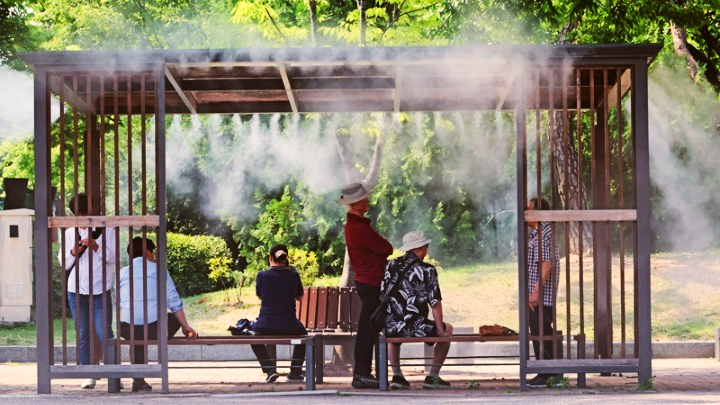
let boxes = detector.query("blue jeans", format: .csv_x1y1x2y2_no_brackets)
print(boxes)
68,292,114,365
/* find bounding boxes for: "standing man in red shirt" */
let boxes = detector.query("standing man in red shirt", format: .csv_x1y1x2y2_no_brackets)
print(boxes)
338,182,394,389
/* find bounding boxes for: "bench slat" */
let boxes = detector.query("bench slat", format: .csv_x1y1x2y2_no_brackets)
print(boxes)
296,287,307,322
338,288,352,329
307,287,319,329
325,287,339,329
316,287,328,329
167,336,313,345
350,287,361,331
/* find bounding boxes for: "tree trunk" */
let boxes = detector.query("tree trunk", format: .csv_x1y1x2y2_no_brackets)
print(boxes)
549,111,592,254
356,0,366,46
339,248,354,288
309,0,318,47
548,22,592,254
670,23,699,79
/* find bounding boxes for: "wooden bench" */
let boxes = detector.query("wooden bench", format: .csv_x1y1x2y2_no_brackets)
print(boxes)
296,286,361,383
106,286,358,392
108,334,316,392
377,331,586,390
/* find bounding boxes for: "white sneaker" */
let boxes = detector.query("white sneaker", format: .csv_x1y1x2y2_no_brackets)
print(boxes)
81,378,96,389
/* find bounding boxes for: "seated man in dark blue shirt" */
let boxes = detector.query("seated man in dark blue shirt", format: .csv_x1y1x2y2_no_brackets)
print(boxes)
250,244,307,383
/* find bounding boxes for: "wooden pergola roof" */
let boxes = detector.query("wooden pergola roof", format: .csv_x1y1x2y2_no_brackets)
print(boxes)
20,44,662,115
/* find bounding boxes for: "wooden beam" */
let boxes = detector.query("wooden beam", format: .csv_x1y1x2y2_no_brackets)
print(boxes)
278,63,298,113
525,209,636,222
49,75,96,115
165,65,197,114
48,215,160,228
601,68,631,110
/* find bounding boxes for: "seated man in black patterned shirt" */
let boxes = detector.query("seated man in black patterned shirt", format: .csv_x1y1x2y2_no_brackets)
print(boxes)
380,231,454,390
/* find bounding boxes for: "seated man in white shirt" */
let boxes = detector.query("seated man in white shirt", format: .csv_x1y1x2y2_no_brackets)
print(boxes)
119,237,196,392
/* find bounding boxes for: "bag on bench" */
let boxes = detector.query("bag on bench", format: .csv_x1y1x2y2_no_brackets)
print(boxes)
479,324,518,336
228,318,254,336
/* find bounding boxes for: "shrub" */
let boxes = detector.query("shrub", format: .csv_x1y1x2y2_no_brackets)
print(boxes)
164,232,234,296
289,247,319,286
243,247,319,287
208,256,244,303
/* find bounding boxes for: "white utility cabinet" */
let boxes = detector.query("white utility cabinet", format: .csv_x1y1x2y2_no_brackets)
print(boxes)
0,208,34,323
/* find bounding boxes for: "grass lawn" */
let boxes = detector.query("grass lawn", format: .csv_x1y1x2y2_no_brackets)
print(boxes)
3,251,719,345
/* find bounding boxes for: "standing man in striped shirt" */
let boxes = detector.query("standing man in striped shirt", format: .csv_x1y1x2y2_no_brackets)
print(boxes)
526,197,562,388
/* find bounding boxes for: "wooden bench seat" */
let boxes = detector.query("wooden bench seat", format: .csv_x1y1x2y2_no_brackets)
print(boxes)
109,335,316,391
377,332,585,390
107,286,358,392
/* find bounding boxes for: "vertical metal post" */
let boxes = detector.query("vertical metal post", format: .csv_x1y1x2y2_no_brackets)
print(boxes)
515,80,528,391
155,64,170,393
34,67,52,394
305,337,316,391
632,61,652,385
378,335,388,391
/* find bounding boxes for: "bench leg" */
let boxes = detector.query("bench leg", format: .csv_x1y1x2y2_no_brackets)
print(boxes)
305,338,316,391
315,335,324,384
378,336,388,391
107,341,121,394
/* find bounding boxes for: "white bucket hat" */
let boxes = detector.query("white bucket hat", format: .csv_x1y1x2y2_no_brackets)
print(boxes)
337,182,372,205
399,230,432,251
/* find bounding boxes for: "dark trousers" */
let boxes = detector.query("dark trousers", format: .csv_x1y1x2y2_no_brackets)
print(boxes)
353,281,381,377
120,313,182,366
529,305,562,376
251,327,307,376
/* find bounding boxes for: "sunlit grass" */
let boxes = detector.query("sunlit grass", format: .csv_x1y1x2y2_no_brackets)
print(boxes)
0,320,76,346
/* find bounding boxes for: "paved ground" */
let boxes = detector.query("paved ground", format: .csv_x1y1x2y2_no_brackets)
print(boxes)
0,358,719,403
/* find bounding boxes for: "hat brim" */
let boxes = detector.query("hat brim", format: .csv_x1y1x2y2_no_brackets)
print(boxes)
400,238,431,252
336,190,372,205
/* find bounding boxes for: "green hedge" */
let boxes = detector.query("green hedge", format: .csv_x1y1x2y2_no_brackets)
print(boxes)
164,232,233,297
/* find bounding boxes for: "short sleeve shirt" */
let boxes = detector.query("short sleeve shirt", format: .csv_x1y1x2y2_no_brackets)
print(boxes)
381,252,442,337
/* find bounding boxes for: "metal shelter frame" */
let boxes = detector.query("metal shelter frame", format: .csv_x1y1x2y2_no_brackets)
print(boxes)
21,43,661,394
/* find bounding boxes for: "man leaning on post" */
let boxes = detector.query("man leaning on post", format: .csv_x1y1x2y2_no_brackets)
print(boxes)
338,182,393,389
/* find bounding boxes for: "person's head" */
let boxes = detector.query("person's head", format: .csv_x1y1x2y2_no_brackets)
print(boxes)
269,243,289,266
68,193,89,216
526,197,550,228
128,237,156,261
337,182,371,215
399,230,432,260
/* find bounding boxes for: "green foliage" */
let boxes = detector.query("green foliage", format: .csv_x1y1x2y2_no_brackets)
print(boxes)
0,1,39,68
237,186,302,277
30,0,252,50
547,375,570,389
231,0,311,45
208,256,244,303
288,247,319,286
637,377,654,391
164,232,234,296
